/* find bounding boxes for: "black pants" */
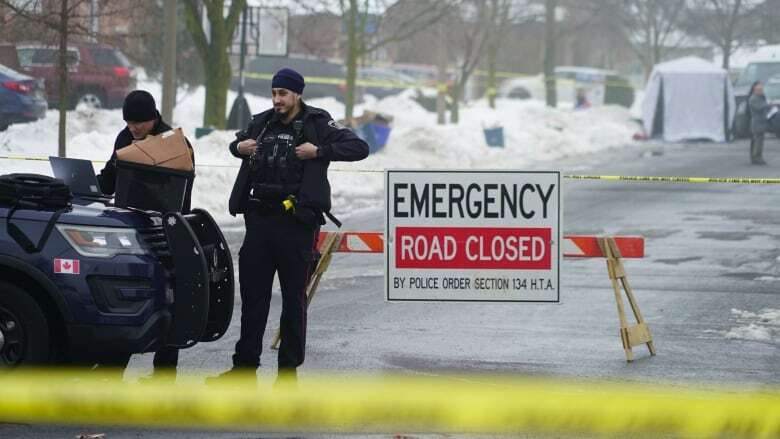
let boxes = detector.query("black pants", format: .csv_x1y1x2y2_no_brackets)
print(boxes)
98,348,178,368
751,132,765,162
233,209,317,370
152,347,179,369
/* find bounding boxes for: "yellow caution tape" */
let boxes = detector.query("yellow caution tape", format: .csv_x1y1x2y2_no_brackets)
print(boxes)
0,370,777,437
242,71,423,90
0,154,54,162
476,69,636,89
1,155,777,184
564,174,780,185
0,155,237,168
243,70,635,92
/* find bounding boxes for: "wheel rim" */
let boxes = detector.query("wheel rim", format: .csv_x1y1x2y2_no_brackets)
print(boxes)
0,305,25,366
78,93,103,109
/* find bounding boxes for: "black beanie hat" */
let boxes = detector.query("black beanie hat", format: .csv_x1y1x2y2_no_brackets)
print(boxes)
122,90,158,122
271,68,305,94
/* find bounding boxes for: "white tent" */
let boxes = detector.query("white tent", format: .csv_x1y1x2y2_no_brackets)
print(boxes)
642,57,736,142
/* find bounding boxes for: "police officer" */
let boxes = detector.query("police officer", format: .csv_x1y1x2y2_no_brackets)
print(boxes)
96,90,194,379
210,68,368,382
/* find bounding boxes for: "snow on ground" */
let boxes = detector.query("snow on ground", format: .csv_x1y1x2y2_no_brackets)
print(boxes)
724,308,780,344
0,75,641,226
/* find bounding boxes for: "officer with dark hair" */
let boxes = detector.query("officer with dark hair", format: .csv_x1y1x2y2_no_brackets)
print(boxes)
96,90,194,380
209,68,368,383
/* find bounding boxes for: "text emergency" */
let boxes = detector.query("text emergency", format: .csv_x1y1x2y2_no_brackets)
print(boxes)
393,182,556,219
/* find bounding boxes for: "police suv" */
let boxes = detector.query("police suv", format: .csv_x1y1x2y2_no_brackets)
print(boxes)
0,173,233,367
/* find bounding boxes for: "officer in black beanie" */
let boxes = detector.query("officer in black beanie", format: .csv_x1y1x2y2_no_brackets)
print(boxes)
209,68,368,384
96,90,194,380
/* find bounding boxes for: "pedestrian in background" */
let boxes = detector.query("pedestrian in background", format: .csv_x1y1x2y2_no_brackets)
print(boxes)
748,81,771,165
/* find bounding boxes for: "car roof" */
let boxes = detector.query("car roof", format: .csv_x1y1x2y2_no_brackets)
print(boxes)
555,66,619,76
748,45,780,63
13,41,118,50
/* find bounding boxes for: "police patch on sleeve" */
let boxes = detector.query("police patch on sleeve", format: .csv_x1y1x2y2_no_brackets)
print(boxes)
328,119,347,130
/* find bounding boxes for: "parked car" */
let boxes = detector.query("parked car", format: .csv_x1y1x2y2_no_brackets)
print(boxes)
239,54,358,102
0,174,233,366
357,66,417,99
732,45,780,138
388,63,440,87
3,42,135,110
498,67,635,108
0,63,47,131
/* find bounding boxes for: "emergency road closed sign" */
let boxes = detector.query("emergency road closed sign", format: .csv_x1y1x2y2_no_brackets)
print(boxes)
385,170,561,302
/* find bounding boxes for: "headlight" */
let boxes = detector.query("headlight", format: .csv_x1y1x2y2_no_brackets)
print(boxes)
56,225,148,258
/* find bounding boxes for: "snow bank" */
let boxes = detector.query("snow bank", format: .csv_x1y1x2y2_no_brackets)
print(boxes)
0,76,639,226
724,308,780,344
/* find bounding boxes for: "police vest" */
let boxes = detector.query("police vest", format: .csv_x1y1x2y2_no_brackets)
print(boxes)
250,119,304,200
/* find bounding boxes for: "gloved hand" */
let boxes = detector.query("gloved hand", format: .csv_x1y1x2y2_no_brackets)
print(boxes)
292,205,323,229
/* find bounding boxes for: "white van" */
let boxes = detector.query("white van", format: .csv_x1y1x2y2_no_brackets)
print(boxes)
733,45,780,137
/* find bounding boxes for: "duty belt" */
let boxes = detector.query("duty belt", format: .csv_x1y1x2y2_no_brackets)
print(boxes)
247,197,286,215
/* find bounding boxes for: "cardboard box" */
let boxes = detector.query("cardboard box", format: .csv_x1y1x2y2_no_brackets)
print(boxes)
116,128,193,171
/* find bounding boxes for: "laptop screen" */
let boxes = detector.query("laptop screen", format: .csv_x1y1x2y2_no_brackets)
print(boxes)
49,156,103,197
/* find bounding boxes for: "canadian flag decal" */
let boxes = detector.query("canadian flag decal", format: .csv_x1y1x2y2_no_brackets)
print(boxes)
53,258,80,275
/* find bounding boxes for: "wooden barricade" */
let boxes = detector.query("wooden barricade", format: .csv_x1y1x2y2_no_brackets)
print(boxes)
271,232,654,362
598,237,656,362
270,232,343,350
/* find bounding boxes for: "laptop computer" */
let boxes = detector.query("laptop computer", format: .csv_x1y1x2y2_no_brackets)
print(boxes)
49,156,104,198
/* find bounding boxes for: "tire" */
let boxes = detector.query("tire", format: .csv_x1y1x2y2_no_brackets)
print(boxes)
0,281,51,367
72,89,105,110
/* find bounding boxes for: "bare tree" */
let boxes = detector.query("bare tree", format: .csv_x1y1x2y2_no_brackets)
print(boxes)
613,0,689,77
757,0,780,44
183,0,245,129
442,0,498,123
539,0,610,107
0,0,134,157
335,0,454,119
544,0,557,107
686,0,761,70
485,0,531,108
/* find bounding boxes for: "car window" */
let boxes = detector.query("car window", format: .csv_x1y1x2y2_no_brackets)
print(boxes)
90,48,129,67
736,63,780,87
766,81,780,101
16,48,35,67
18,48,78,66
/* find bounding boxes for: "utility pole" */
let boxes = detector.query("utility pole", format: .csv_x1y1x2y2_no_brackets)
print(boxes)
436,21,446,125
544,0,557,108
161,0,177,123
227,5,251,130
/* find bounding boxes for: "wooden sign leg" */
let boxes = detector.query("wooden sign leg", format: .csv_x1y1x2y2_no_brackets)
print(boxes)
598,238,655,362
620,274,657,356
271,232,343,350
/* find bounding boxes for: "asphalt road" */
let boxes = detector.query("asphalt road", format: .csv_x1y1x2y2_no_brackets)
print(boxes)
3,136,779,438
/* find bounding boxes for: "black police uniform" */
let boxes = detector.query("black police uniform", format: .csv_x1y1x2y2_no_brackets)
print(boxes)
228,101,368,370
96,113,195,370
